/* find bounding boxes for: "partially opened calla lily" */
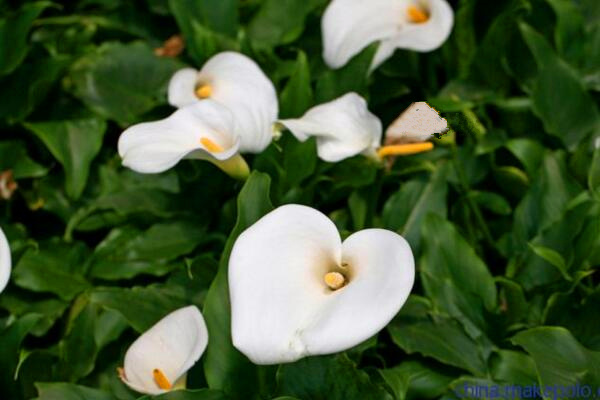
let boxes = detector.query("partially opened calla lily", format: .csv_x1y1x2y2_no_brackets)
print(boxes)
229,204,414,364
118,100,249,179
278,93,439,162
384,101,448,145
322,0,454,70
119,306,208,395
168,52,279,153
0,226,10,294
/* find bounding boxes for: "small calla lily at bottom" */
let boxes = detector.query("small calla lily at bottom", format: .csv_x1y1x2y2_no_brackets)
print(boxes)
119,306,208,395
229,204,414,364
0,226,11,294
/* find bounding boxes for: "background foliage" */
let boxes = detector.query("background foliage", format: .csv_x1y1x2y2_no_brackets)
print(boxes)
0,0,599,399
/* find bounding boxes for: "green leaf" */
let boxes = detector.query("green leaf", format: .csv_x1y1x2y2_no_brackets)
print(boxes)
379,361,454,400
590,147,600,194
511,327,600,387
25,118,107,199
420,214,497,334
469,191,511,215
388,296,488,376
0,2,52,75
248,0,325,48
0,141,48,179
0,294,68,337
279,50,313,118
316,44,376,103
527,243,571,281
382,168,447,254
169,0,238,38
88,221,206,280
34,382,116,400
203,171,273,397
89,286,186,332
137,389,229,400
490,350,538,386
504,138,545,177
519,22,600,149
13,242,91,301
277,355,393,400
0,56,69,123
0,314,44,400
282,136,317,188
68,42,181,124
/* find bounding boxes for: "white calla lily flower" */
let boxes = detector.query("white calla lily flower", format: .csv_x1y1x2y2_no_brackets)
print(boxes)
278,93,438,162
229,204,414,365
118,100,249,179
0,226,11,294
119,306,208,395
278,93,382,162
168,52,279,153
322,0,454,70
384,101,448,144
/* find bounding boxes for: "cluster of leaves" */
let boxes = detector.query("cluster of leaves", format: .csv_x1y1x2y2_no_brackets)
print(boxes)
0,0,599,399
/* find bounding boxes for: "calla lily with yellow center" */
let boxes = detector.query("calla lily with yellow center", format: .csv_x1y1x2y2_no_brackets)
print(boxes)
278,93,441,162
229,204,414,364
119,306,208,395
322,0,454,70
0,226,10,294
168,52,279,153
118,100,249,179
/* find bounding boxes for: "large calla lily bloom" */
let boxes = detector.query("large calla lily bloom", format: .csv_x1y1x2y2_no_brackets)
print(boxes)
229,204,414,365
279,93,438,162
119,306,208,395
322,0,454,70
118,100,249,179
168,52,278,153
0,226,10,294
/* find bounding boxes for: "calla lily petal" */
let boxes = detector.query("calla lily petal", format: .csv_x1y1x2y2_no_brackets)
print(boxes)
121,306,208,395
385,101,448,143
278,93,382,162
229,204,414,365
118,101,240,174
322,0,454,70
197,52,278,153
168,68,199,108
0,226,11,294
385,0,454,54
322,0,403,69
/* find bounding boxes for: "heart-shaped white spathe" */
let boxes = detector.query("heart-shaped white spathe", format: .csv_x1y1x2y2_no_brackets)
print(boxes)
0,225,11,294
228,204,414,365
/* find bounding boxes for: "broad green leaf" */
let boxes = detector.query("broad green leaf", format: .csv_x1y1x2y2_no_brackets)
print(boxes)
137,389,229,400
546,0,586,63
511,327,600,387
504,138,545,177
281,136,317,189
57,302,98,381
512,151,581,248
590,147,600,194
203,171,273,397
519,23,600,149
495,277,528,326
469,191,511,215
490,350,538,386
89,286,186,332
169,0,238,38
382,168,447,254
0,314,44,400
379,361,454,400
248,0,325,48
277,355,392,400
0,2,52,75
88,221,206,280
0,141,48,179
68,42,181,124
25,118,107,199
34,383,116,400
0,56,69,123
388,296,488,376
279,50,313,118
420,214,497,334
527,243,571,281
13,242,91,301
0,294,68,337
